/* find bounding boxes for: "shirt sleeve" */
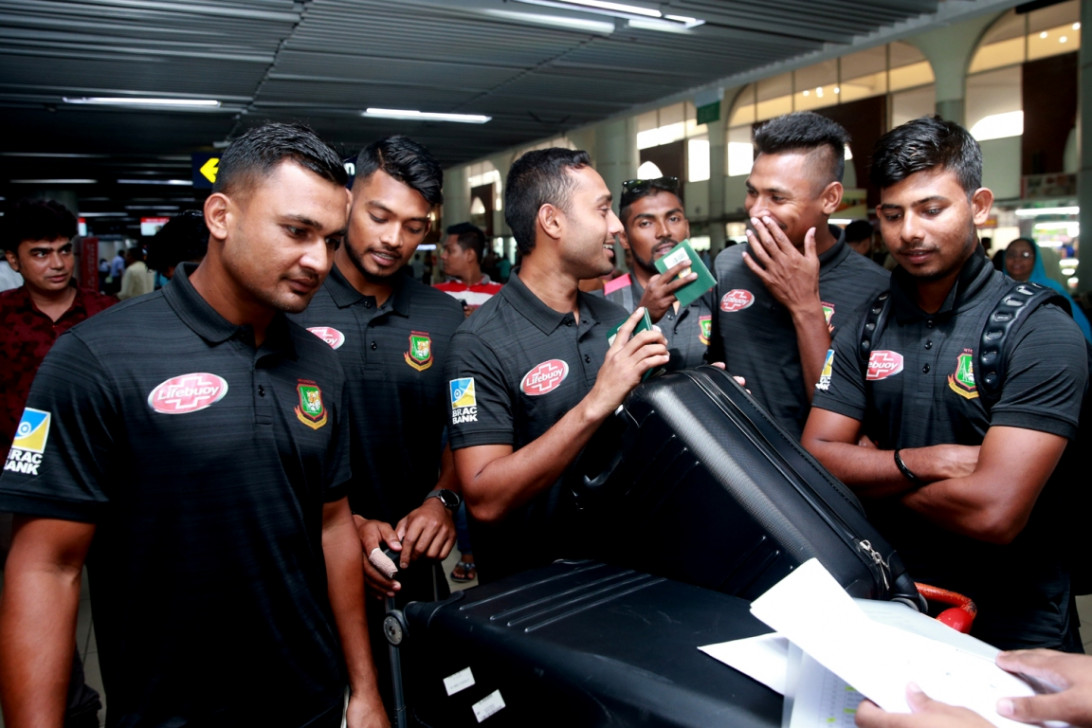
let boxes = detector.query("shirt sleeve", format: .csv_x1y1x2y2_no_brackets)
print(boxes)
445,329,514,450
811,316,868,421
323,366,353,503
0,333,117,521
988,303,1087,439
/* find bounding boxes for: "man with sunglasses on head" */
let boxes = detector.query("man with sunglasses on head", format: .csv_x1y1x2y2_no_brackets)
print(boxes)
600,176,710,369
708,111,888,438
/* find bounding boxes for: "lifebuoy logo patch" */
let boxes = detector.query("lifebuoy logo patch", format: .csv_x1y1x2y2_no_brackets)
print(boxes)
720,289,754,312
866,351,903,381
148,373,229,414
521,360,569,396
307,326,345,350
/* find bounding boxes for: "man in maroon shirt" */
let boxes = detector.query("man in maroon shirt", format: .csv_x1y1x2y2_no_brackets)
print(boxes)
0,197,114,728
1,199,116,456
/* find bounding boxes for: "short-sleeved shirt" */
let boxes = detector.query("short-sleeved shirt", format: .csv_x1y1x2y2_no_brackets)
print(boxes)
709,229,889,438
292,266,465,524
813,252,1088,650
0,265,351,726
445,271,629,582
0,285,116,457
599,273,712,370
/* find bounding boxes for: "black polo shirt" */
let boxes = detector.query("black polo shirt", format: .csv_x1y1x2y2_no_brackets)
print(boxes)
0,265,351,726
599,273,712,370
709,228,889,438
445,271,629,582
291,266,464,524
813,252,1087,650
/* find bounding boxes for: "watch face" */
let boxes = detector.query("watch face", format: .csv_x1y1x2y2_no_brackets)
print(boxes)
432,489,459,509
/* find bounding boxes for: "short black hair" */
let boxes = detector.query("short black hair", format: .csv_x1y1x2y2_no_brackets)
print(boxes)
146,210,210,273
619,177,684,222
356,135,443,206
753,111,849,186
844,219,874,244
504,148,592,254
214,122,347,196
2,198,77,253
870,116,982,196
445,222,486,263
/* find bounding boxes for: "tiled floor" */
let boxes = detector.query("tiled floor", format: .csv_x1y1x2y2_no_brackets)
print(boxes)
3,568,1090,726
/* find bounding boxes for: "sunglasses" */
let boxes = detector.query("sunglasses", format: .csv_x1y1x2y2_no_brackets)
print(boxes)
620,176,680,207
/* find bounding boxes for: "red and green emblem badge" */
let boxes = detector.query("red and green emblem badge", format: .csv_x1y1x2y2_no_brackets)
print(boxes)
698,315,712,346
295,379,328,429
404,331,433,371
947,349,978,400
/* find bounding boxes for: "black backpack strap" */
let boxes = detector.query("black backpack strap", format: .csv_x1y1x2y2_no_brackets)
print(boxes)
858,291,893,365
977,282,1069,408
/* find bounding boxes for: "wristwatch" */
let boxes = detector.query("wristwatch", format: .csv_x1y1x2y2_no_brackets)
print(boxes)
425,488,462,512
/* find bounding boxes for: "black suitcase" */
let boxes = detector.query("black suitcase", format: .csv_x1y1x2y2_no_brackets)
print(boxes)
570,366,922,608
393,559,782,728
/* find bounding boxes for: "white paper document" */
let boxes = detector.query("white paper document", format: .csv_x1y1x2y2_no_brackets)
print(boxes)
747,559,1037,728
699,631,790,695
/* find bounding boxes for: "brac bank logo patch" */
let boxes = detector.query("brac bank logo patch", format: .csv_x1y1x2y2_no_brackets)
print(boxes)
450,378,477,424
5,408,51,477
866,351,904,381
13,408,50,453
816,349,834,392
307,326,346,350
148,373,229,414
720,289,754,312
521,360,569,396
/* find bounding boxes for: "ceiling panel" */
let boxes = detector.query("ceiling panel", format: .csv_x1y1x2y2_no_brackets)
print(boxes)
0,0,1021,233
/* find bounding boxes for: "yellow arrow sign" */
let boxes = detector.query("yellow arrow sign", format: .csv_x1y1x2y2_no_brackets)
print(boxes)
200,157,219,184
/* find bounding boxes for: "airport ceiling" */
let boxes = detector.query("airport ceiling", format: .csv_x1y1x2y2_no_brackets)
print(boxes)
0,0,1021,234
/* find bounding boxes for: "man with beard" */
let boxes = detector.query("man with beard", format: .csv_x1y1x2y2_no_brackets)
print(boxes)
290,135,464,715
445,148,669,582
600,176,709,369
803,116,1087,651
708,111,888,438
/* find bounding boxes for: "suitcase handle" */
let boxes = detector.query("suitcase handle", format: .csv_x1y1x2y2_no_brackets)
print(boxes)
915,582,977,633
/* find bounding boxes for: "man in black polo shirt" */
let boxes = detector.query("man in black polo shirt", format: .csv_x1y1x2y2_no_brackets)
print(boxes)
601,176,709,369
445,148,669,582
293,136,463,598
0,124,388,727
708,111,889,438
803,116,1087,651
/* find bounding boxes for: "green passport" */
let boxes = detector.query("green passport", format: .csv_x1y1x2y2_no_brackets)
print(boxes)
607,308,662,381
653,239,715,308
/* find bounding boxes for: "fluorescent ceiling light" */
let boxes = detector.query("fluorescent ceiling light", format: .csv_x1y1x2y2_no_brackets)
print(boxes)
1015,206,1079,217
11,178,97,184
117,179,193,186
511,0,703,31
63,97,221,109
482,8,614,33
78,212,130,218
627,16,704,32
362,108,491,124
125,205,181,211
562,0,659,18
